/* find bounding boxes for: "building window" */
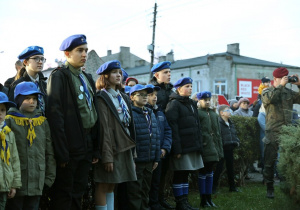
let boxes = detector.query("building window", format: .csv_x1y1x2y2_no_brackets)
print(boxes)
214,79,227,95
195,80,201,92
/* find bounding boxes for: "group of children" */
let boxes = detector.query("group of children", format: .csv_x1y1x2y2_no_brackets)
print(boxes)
0,33,241,210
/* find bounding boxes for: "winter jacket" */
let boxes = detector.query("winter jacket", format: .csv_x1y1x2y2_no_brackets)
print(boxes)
47,66,100,164
198,108,223,162
0,122,21,192
149,77,174,112
0,83,8,96
233,107,253,117
5,108,56,196
132,106,160,163
258,112,266,131
219,117,240,150
8,71,47,105
96,90,136,164
146,104,172,155
165,92,202,155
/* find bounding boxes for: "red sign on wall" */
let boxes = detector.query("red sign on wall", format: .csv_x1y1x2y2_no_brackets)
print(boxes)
237,79,262,104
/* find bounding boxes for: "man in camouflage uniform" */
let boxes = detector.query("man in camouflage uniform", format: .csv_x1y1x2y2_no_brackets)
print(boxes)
262,67,300,198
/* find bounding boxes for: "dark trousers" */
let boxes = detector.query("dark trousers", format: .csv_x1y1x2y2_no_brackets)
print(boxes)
214,149,235,189
127,162,153,210
0,193,7,210
6,195,40,210
50,134,93,210
263,141,279,188
158,156,171,200
149,160,162,207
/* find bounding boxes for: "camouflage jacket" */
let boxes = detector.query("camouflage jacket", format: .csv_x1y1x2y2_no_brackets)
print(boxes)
262,85,300,135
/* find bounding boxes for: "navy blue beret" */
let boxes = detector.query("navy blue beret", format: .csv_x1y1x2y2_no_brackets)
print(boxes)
130,84,153,96
145,84,161,92
197,91,212,100
261,76,270,83
96,60,122,75
173,77,193,89
151,61,171,73
122,68,128,82
18,46,44,60
59,34,87,51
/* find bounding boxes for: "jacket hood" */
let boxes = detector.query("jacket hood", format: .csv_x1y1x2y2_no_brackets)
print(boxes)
169,92,190,103
150,77,173,89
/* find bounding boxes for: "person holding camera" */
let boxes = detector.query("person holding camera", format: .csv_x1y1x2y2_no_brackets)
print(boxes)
261,67,300,199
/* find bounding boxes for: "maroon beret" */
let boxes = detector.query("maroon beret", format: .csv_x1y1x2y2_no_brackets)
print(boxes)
273,67,289,78
238,97,250,106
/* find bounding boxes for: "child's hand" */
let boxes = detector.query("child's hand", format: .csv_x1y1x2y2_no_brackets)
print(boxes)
92,158,98,164
104,162,113,172
161,149,166,158
8,188,16,199
152,162,158,171
174,154,181,159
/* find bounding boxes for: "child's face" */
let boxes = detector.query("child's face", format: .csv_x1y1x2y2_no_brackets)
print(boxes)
131,90,148,108
155,69,171,84
0,104,6,123
20,95,38,113
178,84,192,97
108,69,122,87
199,98,211,109
147,90,158,106
221,108,231,119
24,55,45,74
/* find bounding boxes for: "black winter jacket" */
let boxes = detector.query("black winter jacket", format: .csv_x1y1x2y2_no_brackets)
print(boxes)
219,117,240,150
46,66,100,164
132,106,160,163
8,71,48,108
150,77,174,112
165,92,202,155
0,83,8,95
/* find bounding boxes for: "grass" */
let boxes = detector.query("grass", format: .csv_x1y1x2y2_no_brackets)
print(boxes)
168,182,300,210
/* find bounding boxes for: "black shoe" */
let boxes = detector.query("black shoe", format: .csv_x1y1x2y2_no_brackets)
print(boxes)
266,189,274,199
206,194,217,208
229,187,240,192
175,196,189,210
160,199,175,209
200,194,211,208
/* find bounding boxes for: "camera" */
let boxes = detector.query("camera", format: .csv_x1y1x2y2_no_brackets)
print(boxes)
288,76,299,83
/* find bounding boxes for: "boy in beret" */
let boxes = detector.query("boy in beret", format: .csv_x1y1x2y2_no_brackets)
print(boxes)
47,34,100,209
145,84,172,210
5,82,55,209
0,92,21,209
197,91,223,208
8,46,47,116
262,67,300,199
150,61,175,209
127,84,160,210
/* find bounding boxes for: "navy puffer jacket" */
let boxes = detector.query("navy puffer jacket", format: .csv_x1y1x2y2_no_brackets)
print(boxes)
132,106,160,162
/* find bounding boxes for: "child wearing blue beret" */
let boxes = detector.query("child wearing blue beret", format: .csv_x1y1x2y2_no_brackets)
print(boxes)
165,77,203,209
127,84,160,210
197,91,223,208
8,46,47,116
145,84,173,210
93,60,136,210
47,34,100,209
5,82,56,209
0,92,21,209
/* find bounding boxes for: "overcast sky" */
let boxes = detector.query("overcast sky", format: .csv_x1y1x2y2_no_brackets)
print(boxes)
0,0,299,84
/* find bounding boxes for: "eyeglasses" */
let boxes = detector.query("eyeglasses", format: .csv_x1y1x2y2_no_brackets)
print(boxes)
135,93,148,98
223,109,231,113
29,57,47,63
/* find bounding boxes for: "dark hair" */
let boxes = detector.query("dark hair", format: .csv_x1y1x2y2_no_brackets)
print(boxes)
218,105,230,114
95,72,122,91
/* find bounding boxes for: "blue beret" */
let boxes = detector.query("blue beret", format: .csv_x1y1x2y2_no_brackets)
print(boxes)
122,68,128,82
197,91,212,100
14,82,44,100
59,34,87,51
145,84,161,92
96,60,122,75
173,77,193,89
0,92,16,108
151,61,171,73
130,84,153,96
124,86,131,94
18,46,44,60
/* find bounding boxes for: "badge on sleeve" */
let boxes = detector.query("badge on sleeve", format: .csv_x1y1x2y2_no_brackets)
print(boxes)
79,94,84,100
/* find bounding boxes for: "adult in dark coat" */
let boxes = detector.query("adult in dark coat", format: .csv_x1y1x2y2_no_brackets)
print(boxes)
4,60,23,89
0,83,8,95
47,34,100,209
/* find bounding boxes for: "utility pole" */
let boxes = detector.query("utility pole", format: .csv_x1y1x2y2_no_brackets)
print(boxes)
149,3,157,79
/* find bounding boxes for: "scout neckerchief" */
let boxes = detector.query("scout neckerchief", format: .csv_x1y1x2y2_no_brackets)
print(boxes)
78,73,92,110
143,108,152,137
0,122,11,165
5,112,46,147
